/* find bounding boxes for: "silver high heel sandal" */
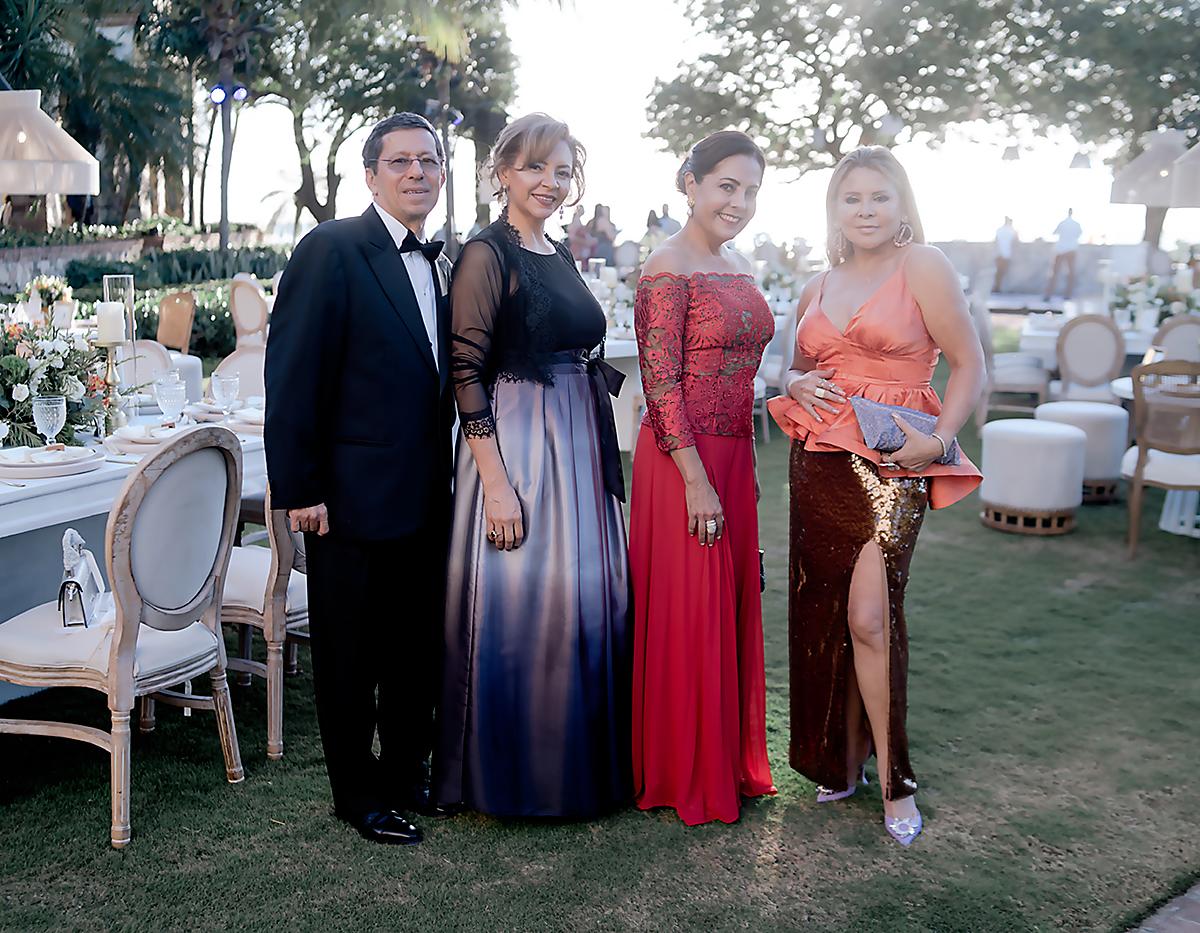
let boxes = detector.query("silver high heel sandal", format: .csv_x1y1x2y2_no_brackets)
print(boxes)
884,807,923,847
815,765,869,803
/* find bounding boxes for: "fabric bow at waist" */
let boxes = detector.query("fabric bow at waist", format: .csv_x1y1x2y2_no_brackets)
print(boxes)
543,350,626,502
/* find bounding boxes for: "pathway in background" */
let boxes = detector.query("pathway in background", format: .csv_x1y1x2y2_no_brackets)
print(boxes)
1134,883,1200,932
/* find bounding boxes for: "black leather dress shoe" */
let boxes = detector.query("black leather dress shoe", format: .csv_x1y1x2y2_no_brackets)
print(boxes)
351,811,423,846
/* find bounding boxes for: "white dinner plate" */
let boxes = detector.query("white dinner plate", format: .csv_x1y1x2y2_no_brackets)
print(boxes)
113,424,191,446
0,445,104,479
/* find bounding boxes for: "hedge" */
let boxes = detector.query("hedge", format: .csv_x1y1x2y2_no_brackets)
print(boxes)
64,246,290,290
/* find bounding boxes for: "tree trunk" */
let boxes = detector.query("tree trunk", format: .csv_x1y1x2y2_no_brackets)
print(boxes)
218,55,234,252
1143,205,1167,248
200,112,216,228
290,104,336,224
186,64,197,226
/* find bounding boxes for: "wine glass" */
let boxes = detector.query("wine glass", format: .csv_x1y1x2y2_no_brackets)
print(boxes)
153,375,187,427
210,372,240,425
32,395,67,448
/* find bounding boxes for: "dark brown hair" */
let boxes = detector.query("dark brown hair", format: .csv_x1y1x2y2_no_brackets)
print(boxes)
485,113,586,205
675,130,765,194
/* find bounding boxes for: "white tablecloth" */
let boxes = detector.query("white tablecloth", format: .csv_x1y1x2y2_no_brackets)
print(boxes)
1019,319,1154,371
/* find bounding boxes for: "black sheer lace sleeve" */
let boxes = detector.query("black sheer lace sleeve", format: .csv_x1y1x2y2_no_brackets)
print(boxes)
450,239,507,438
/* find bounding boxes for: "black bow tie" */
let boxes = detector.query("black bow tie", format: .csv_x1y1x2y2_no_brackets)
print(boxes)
398,230,444,264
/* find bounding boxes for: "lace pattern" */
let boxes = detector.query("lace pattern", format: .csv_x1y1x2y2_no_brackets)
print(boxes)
634,271,774,453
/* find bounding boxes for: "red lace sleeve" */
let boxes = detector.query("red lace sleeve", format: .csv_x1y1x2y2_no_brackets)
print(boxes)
635,273,695,452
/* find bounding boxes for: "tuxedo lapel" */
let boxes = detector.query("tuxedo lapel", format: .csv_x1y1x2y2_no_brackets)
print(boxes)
435,254,452,393
361,207,438,377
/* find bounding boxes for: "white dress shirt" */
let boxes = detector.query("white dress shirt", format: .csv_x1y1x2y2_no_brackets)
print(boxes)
372,202,438,369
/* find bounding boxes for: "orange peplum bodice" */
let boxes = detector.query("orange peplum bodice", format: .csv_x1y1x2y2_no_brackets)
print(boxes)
768,259,981,509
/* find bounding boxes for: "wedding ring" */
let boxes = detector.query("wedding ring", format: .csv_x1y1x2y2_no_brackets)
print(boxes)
814,386,826,399
705,519,718,533
487,530,496,540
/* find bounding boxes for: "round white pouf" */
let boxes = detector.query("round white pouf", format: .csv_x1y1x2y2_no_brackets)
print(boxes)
979,419,1087,535
1034,401,1129,502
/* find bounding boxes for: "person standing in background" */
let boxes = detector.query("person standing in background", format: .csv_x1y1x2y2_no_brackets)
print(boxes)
658,203,681,235
993,216,1017,293
1044,208,1082,300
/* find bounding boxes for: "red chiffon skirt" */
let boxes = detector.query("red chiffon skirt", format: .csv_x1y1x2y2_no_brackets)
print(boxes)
630,425,776,825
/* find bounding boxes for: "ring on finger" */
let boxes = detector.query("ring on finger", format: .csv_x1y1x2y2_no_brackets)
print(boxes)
814,386,826,399
704,519,718,534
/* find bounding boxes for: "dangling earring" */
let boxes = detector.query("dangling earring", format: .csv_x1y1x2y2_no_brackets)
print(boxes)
893,220,914,248
559,203,565,222
834,230,849,263
687,198,695,217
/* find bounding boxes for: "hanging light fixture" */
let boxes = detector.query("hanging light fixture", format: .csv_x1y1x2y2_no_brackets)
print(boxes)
1069,151,1091,169
0,88,100,195
1002,145,1020,161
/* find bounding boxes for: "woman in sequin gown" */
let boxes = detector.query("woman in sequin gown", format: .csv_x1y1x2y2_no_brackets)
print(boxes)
630,131,777,826
769,147,984,846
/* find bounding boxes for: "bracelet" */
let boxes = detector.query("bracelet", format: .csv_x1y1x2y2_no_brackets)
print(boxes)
930,432,949,458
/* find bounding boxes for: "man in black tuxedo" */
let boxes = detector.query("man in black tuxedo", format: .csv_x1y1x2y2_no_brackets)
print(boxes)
265,113,454,845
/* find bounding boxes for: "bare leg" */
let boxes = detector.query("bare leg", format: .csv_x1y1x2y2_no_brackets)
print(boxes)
846,540,917,821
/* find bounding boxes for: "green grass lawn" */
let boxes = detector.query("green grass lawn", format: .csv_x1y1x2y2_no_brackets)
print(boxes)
0,410,1196,932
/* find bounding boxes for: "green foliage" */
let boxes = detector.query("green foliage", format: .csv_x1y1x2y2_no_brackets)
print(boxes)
63,247,289,291
130,281,238,360
0,216,224,250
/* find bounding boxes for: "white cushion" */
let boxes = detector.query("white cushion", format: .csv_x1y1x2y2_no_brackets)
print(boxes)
0,602,217,684
993,365,1048,392
223,546,308,616
994,352,1045,370
1049,380,1118,403
979,419,1086,510
1121,446,1200,488
1036,402,1129,479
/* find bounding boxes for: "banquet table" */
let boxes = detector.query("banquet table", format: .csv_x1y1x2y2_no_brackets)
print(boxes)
0,422,266,706
1018,317,1154,371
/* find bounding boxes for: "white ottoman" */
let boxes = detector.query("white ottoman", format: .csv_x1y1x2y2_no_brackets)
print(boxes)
979,419,1087,535
1034,401,1129,502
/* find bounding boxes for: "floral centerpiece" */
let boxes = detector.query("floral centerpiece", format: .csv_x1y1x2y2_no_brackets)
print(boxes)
19,275,74,327
1111,276,1200,327
0,323,105,448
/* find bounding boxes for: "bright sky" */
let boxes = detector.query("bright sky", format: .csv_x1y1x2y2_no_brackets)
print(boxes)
220,0,1199,253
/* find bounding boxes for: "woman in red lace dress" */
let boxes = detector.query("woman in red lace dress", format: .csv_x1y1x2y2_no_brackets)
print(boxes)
630,131,777,825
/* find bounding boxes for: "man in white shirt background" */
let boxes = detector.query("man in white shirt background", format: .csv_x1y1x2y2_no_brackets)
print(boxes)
1044,208,1082,300
993,216,1017,293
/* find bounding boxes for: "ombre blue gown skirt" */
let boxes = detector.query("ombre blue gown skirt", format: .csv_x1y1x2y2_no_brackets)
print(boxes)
434,353,632,818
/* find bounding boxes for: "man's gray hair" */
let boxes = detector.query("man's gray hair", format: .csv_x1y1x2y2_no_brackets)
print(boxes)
362,113,443,167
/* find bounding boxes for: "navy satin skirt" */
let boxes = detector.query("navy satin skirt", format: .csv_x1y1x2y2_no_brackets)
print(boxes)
434,356,632,818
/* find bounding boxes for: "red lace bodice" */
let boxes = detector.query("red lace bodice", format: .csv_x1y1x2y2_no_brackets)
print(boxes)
634,272,775,452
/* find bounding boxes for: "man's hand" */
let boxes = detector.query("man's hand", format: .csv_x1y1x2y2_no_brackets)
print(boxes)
288,504,329,536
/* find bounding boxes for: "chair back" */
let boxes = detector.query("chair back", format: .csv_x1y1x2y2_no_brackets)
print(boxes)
230,279,269,347
104,426,242,696
1130,361,1200,457
156,291,195,354
968,294,996,373
115,340,174,392
1152,314,1200,362
1056,314,1124,387
213,346,266,398
270,271,283,294
264,484,306,583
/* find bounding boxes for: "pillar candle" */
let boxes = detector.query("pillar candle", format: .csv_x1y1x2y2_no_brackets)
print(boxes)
96,301,125,343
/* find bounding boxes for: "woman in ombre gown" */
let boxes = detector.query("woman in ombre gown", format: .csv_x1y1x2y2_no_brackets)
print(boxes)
630,131,776,826
769,146,984,846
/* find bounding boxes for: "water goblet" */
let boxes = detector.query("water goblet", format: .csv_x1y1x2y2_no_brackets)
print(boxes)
153,375,187,427
210,372,240,425
32,395,67,448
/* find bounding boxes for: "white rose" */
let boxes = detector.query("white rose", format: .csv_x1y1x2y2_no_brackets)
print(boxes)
0,421,9,441
1170,301,1185,315
72,333,89,352
63,375,86,401
50,338,68,355
12,383,29,402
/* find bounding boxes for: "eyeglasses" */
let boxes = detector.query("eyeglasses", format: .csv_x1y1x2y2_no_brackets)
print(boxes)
370,156,443,173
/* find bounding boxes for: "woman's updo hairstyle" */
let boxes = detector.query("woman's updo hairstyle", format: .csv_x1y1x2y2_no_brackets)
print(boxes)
485,112,587,206
675,130,765,194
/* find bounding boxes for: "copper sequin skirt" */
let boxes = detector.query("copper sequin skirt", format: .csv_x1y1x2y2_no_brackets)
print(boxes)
787,445,927,800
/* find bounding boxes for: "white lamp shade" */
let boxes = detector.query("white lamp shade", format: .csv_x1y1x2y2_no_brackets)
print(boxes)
1110,130,1188,208
0,89,100,195
1170,143,1200,208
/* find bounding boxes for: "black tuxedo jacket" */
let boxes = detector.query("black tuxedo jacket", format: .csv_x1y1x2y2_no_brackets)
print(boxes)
265,205,454,541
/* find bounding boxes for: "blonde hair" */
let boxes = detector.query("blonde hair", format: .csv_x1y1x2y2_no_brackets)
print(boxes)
825,146,925,265
485,112,586,206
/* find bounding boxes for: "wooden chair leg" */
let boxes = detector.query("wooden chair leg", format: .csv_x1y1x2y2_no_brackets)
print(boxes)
236,624,254,687
110,711,132,849
138,696,156,733
284,639,301,676
1127,478,1144,558
266,639,284,760
210,669,245,783
760,404,771,443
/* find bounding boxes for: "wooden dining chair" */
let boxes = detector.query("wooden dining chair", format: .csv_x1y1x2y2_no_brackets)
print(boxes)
156,291,196,355
216,485,309,759
213,346,266,399
115,339,176,404
970,295,1049,430
1122,361,1200,557
1153,314,1200,363
230,279,269,348
0,426,245,848
1050,314,1125,403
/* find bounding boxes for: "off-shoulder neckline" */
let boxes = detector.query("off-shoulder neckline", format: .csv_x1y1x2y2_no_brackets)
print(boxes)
638,270,756,284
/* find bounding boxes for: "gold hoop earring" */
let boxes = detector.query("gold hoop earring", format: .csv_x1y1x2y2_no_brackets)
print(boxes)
834,230,849,262
893,221,914,248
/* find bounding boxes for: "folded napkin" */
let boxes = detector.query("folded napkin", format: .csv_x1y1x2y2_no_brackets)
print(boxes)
0,446,92,465
114,424,188,445
193,398,244,414
232,408,264,425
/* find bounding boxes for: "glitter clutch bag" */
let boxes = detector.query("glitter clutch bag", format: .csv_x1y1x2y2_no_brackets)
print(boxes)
848,396,960,466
